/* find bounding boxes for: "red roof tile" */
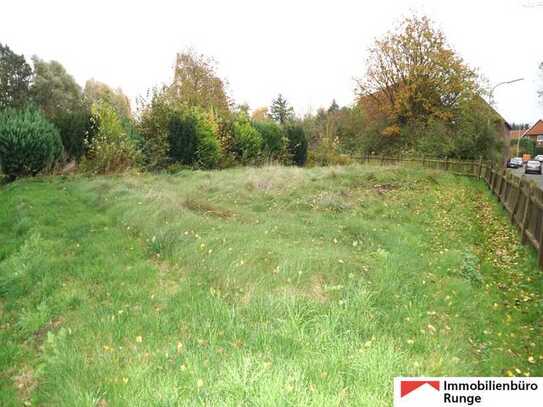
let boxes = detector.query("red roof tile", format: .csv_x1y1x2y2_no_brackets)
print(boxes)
525,120,543,136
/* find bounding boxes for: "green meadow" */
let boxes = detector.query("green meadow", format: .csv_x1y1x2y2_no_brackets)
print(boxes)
0,165,541,406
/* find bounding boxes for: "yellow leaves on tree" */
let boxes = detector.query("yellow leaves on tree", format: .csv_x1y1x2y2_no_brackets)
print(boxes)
170,50,232,116
356,15,478,129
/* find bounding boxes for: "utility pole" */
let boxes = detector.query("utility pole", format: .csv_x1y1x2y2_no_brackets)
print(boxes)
487,78,524,160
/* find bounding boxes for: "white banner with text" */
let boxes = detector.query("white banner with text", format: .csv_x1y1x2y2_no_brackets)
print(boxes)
394,377,543,406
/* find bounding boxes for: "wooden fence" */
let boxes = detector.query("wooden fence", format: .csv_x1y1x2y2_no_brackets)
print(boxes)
361,154,543,268
362,154,485,176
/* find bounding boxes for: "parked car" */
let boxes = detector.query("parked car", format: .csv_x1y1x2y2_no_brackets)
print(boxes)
507,157,523,168
525,160,542,175
535,155,543,162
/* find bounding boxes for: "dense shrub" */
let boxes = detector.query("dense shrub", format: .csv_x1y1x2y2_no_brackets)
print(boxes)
137,88,221,170
0,108,63,181
168,108,221,169
518,137,535,156
307,135,352,166
286,125,308,166
195,125,221,169
410,119,452,158
168,112,198,164
50,109,95,160
253,120,287,161
81,101,141,174
137,89,171,169
230,113,262,163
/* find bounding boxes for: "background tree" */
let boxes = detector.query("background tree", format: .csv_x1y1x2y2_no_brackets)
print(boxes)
510,123,530,130
328,99,339,113
0,43,32,109
81,101,140,174
170,50,231,115
518,137,535,157
251,106,269,122
270,94,294,125
230,112,262,163
31,57,83,117
253,120,287,161
31,57,92,159
336,105,366,154
356,15,478,133
301,102,362,165
286,125,308,166
84,79,131,119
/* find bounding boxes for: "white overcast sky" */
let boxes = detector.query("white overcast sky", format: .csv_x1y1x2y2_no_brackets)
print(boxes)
1,0,542,123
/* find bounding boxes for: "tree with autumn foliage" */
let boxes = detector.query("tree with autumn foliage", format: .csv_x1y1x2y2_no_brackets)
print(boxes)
251,106,269,122
357,15,478,136
84,79,132,119
170,50,231,116
355,15,503,159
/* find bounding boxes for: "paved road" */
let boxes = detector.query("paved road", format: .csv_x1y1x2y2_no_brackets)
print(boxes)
508,167,543,189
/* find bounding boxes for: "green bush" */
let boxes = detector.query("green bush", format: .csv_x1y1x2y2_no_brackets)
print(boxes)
137,88,221,170
286,125,308,166
168,111,198,165
307,136,353,166
167,108,221,169
518,137,535,156
50,109,94,160
81,101,141,174
253,120,286,161
231,113,262,163
196,125,221,169
137,89,171,170
0,107,63,181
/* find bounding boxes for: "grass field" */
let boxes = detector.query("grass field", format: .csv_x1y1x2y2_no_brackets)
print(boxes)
0,165,542,406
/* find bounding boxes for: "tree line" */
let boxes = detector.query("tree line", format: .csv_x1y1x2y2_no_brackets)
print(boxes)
1,15,540,181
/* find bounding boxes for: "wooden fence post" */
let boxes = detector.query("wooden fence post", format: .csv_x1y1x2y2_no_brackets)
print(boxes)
478,157,482,179
511,179,521,224
445,157,449,171
489,162,494,192
499,170,505,200
422,155,426,168
521,184,532,244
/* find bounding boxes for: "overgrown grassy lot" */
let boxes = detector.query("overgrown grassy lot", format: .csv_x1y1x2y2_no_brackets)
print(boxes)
0,165,542,406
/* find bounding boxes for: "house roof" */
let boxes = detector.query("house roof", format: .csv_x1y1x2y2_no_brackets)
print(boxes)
524,119,543,136
510,129,525,139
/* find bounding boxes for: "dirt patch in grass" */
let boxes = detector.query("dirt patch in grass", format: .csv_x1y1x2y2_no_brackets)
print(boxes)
311,191,353,212
14,368,37,404
373,183,399,194
246,178,274,192
32,316,65,344
309,274,328,303
273,275,330,303
183,197,234,219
